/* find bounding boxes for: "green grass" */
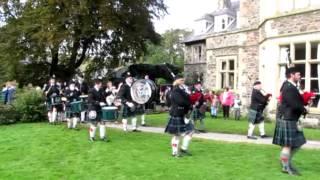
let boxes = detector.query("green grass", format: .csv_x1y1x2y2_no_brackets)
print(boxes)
0,123,320,179
145,113,320,141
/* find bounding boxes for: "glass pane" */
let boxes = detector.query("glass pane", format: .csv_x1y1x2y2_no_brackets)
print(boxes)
295,64,306,78
229,73,234,89
311,64,319,78
280,45,290,63
229,60,234,70
311,80,319,92
222,61,226,70
311,42,318,60
295,43,306,60
299,79,305,90
221,73,226,88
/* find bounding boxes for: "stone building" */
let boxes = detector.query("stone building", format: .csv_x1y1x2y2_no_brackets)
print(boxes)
183,0,320,116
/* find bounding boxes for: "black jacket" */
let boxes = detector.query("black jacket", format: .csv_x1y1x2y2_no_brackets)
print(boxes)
250,89,268,112
169,86,191,117
44,84,60,100
88,88,105,111
76,82,89,95
117,83,134,104
279,81,305,121
64,89,81,104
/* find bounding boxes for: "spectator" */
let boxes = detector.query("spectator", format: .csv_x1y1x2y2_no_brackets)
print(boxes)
219,87,234,119
233,94,242,120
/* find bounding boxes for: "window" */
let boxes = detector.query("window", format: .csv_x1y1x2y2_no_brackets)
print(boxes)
192,45,203,62
278,0,317,13
278,42,320,108
222,19,225,29
218,57,237,89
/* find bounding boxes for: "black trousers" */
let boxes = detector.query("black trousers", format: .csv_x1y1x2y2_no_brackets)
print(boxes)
222,105,230,118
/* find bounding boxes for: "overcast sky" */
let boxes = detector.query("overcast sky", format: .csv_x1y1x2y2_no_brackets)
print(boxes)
153,0,219,34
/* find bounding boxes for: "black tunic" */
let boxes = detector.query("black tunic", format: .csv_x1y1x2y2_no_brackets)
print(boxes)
169,86,191,117
250,89,268,112
88,88,106,111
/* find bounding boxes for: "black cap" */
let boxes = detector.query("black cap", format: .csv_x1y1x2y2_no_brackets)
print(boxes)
124,72,132,79
94,76,103,83
286,67,300,77
253,81,261,86
69,81,76,85
194,81,202,85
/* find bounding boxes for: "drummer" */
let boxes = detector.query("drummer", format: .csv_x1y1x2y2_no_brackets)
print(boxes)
87,77,109,142
43,76,61,124
77,74,89,123
117,72,139,132
64,81,81,129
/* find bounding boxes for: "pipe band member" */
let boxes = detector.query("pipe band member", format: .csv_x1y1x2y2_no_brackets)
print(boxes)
64,81,81,129
88,77,108,142
272,67,307,176
43,76,61,124
164,75,193,157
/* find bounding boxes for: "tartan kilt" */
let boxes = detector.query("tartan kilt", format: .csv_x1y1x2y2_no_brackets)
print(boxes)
272,119,306,148
248,109,264,124
46,101,63,112
122,105,136,118
192,108,205,121
165,116,194,135
135,104,145,115
65,106,80,118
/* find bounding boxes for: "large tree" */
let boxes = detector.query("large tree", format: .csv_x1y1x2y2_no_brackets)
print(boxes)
0,0,166,85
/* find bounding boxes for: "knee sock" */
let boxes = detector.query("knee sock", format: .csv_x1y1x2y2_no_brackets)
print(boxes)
99,124,106,139
122,119,128,131
171,136,180,155
52,111,57,123
89,124,97,138
248,123,255,136
181,134,192,151
48,112,52,123
72,117,78,128
280,149,291,170
258,122,265,136
141,114,145,125
132,117,137,130
81,111,85,122
67,119,72,128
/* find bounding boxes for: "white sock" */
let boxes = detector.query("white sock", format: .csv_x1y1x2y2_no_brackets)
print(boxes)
52,111,57,123
259,121,265,136
122,119,128,131
132,117,137,130
89,124,97,138
48,112,52,123
248,123,255,136
171,136,180,155
141,114,145,125
99,124,106,139
67,119,72,128
72,117,78,128
81,111,85,122
181,134,192,151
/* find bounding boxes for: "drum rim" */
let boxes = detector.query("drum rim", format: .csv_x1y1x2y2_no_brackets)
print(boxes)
130,79,157,104
102,106,118,110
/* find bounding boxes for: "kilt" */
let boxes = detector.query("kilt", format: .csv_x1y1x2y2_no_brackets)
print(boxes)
248,109,264,124
122,105,136,118
165,116,194,135
192,108,205,121
272,119,306,148
65,106,80,118
46,101,63,111
88,110,102,122
135,104,145,115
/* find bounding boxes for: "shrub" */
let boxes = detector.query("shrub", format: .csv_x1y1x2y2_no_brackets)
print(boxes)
0,104,19,125
13,89,46,123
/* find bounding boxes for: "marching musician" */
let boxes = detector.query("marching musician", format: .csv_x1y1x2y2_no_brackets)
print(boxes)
273,67,307,176
164,75,193,157
43,76,61,124
105,80,117,106
77,75,89,123
190,82,206,133
117,72,140,132
247,81,271,139
87,77,108,142
64,81,81,129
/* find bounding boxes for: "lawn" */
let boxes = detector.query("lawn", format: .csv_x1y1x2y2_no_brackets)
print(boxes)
0,123,320,180
145,113,320,141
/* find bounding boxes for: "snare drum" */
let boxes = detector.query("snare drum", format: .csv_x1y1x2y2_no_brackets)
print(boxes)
70,101,83,113
102,106,118,121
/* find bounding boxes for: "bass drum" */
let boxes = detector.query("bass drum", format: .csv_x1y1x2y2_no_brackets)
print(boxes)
131,79,157,105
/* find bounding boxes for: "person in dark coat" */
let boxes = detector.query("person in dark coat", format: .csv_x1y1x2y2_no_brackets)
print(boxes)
247,81,271,139
87,77,108,142
190,82,206,133
64,81,81,129
272,67,307,176
77,75,89,123
164,75,193,157
117,72,139,132
43,76,61,124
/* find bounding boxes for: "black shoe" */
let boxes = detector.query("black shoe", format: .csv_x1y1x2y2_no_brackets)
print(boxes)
247,136,258,140
132,129,141,132
89,137,95,142
172,153,182,158
260,135,269,138
198,130,207,133
141,124,147,127
180,149,192,156
282,167,300,176
101,137,110,142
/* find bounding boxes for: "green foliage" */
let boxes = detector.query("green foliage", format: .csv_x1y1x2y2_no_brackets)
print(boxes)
13,88,46,123
142,29,192,68
0,105,19,125
0,0,167,85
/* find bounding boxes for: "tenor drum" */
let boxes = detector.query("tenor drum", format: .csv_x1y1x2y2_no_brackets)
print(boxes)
131,79,157,104
102,106,118,121
70,101,83,113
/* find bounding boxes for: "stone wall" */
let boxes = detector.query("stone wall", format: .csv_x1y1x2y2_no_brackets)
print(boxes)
238,0,260,28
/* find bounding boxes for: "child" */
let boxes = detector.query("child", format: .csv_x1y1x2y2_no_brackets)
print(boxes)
211,93,219,118
233,94,242,120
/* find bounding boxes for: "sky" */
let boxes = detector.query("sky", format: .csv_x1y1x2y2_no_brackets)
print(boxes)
153,0,219,34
